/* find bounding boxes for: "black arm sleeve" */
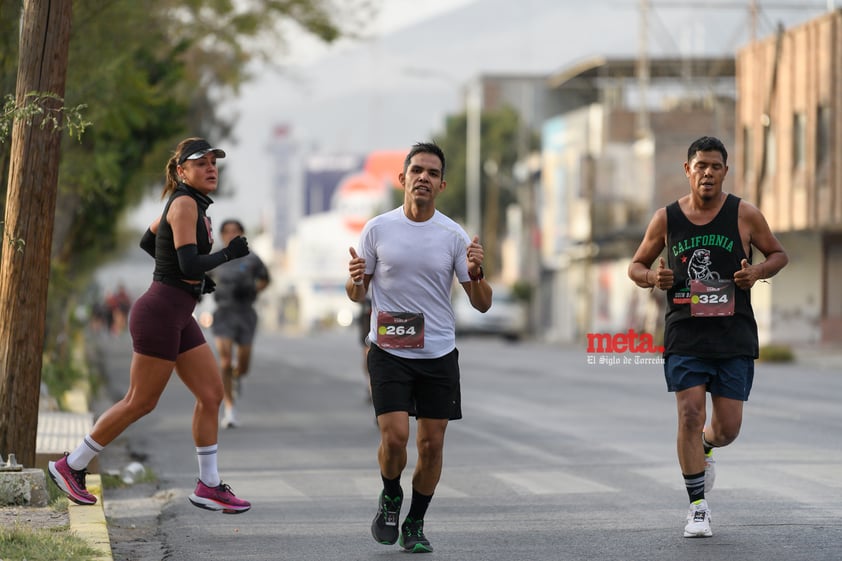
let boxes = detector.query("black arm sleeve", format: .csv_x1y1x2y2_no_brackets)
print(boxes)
140,228,156,258
176,244,229,277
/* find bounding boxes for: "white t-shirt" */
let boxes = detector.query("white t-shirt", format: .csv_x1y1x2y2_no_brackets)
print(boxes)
359,206,471,359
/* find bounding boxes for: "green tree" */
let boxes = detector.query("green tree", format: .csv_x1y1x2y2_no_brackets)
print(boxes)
433,105,538,275
0,0,372,466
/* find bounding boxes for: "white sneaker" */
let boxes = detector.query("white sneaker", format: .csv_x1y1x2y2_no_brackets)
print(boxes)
684,499,713,538
704,449,716,492
221,409,239,429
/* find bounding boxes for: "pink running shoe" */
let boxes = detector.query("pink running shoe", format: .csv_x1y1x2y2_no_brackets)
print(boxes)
48,453,97,505
189,480,251,514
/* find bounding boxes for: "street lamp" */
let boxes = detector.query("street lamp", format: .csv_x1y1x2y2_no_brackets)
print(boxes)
465,78,482,238
400,67,481,237
465,80,482,236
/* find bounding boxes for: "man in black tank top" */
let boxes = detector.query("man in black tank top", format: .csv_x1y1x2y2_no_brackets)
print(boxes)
628,136,788,538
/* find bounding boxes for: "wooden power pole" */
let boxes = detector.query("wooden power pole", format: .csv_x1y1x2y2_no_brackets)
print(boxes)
0,1,73,467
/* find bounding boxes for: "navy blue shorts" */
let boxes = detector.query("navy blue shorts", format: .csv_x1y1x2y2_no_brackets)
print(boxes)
664,354,755,401
129,281,206,361
367,344,462,420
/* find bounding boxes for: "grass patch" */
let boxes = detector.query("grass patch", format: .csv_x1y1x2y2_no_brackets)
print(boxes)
45,473,70,510
0,524,99,561
759,344,795,362
50,493,70,513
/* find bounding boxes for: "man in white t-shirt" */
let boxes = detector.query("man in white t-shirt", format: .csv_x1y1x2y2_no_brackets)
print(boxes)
347,142,492,553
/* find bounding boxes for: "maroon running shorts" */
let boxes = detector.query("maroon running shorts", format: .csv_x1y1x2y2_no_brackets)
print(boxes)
129,281,206,361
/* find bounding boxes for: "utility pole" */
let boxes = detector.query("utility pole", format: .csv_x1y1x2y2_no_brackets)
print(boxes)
749,0,758,42
637,0,651,138
0,0,73,467
651,1,829,42
465,79,482,239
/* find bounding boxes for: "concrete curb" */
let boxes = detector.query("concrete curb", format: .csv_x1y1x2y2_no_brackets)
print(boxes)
67,474,113,561
52,335,112,560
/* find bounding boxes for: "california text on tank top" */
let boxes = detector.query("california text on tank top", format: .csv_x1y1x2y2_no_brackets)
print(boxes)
664,193,758,359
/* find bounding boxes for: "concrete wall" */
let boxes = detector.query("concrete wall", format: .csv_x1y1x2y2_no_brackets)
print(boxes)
753,232,823,345
735,10,842,344
735,10,842,231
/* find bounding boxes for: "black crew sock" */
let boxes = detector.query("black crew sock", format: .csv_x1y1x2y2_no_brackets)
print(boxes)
381,474,402,499
407,488,433,521
684,471,705,502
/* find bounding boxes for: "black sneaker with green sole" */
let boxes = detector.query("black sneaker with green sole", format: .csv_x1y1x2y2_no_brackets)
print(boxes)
399,517,433,553
371,490,402,544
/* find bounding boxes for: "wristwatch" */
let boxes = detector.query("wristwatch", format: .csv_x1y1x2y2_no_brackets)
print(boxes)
469,267,484,282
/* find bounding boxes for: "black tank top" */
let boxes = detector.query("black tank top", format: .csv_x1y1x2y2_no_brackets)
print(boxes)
664,193,758,358
153,183,214,282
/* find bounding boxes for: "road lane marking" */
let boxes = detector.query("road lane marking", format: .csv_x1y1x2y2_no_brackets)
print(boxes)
492,470,616,495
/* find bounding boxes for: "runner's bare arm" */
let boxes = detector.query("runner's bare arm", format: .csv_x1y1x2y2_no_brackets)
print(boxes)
629,208,669,289
168,196,199,249
734,202,789,289
346,247,369,302
461,236,492,312
460,279,492,313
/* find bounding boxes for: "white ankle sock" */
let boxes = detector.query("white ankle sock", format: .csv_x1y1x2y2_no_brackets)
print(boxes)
67,435,104,471
196,444,220,487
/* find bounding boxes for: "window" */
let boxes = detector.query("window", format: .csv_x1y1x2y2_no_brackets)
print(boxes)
742,126,752,180
816,104,830,170
792,112,806,170
763,124,776,177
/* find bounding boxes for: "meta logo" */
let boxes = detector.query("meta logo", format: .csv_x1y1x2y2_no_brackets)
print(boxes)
586,329,664,353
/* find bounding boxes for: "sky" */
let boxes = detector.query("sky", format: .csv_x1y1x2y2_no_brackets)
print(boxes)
127,0,829,233
128,0,476,231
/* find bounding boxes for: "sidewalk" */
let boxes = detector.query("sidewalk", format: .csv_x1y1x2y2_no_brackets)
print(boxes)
788,341,842,371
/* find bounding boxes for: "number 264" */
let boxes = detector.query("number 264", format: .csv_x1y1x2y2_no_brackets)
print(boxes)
384,325,416,336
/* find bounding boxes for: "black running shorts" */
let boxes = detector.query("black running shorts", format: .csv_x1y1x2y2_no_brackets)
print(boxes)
211,306,258,345
129,281,206,361
367,344,462,420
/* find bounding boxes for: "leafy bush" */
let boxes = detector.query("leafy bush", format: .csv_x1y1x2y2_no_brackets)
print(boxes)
510,280,533,302
40,358,86,403
759,344,794,362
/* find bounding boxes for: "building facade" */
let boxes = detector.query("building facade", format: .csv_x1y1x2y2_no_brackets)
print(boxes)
735,9,842,344
537,57,737,343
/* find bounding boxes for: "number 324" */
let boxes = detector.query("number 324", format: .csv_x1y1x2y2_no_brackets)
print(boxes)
695,294,729,304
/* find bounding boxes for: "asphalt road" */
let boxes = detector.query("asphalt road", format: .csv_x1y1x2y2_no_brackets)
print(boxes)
94,327,842,561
